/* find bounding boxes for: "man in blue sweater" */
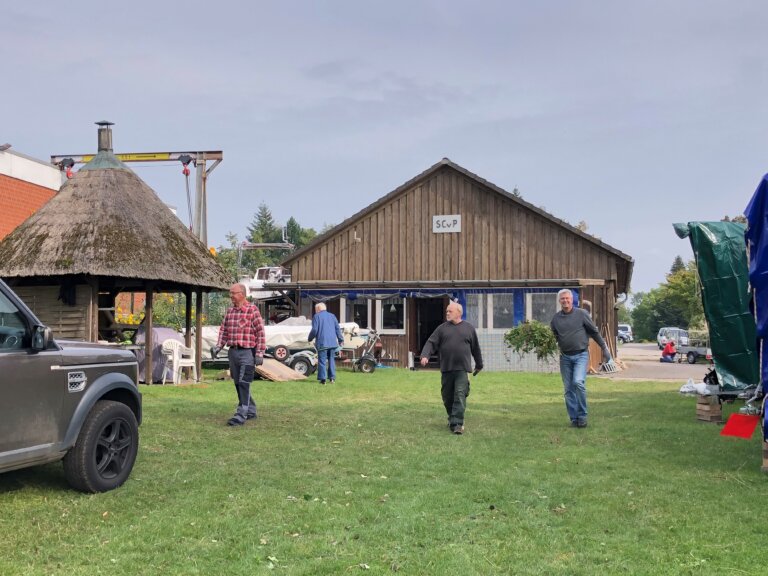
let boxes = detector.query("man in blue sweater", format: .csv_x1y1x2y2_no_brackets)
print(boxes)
550,289,614,428
308,302,344,385
420,301,483,435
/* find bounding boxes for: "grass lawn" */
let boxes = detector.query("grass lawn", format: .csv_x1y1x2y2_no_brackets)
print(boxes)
0,369,764,575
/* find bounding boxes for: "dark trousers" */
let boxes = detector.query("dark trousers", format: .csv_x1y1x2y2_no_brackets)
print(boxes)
441,370,469,427
229,348,257,417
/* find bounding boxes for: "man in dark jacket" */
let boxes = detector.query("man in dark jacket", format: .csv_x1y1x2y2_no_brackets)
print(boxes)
420,301,483,435
550,289,614,429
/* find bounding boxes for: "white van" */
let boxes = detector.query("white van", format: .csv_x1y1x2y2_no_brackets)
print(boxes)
657,327,689,349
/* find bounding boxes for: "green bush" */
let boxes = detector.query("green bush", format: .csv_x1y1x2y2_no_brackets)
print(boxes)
504,320,558,361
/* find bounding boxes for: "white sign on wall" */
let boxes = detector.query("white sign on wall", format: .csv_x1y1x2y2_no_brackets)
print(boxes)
432,214,461,233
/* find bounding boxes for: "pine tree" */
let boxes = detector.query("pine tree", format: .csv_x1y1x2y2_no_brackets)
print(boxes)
246,203,283,265
285,216,317,252
247,203,280,244
669,255,685,275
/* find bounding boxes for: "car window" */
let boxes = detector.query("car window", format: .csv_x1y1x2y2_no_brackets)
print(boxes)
0,292,29,350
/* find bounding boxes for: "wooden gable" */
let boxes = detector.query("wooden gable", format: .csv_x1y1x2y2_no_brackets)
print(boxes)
284,160,632,291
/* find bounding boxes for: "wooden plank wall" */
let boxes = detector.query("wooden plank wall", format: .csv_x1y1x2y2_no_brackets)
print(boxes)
14,285,92,341
580,283,618,354
290,167,623,285
378,334,408,367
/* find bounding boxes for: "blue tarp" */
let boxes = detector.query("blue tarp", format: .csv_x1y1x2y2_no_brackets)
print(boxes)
744,173,768,439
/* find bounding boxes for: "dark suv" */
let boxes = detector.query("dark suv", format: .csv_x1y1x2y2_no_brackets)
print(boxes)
0,279,141,492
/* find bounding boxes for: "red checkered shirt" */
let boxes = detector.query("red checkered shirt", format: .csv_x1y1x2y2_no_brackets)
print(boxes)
217,302,266,355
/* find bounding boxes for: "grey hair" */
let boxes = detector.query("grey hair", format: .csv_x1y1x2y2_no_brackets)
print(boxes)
448,301,463,315
557,289,573,299
315,302,327,312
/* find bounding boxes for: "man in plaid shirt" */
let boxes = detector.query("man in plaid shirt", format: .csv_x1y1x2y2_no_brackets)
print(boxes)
214,283,266,426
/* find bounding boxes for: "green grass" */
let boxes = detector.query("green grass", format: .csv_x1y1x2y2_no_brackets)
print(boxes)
0,370,765,575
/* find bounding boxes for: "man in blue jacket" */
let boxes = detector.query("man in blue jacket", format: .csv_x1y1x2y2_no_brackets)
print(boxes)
308,302,344,384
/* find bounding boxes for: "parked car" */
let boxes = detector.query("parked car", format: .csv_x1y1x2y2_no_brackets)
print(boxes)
618,323,633,343
657,327,689,349
0,279,142,492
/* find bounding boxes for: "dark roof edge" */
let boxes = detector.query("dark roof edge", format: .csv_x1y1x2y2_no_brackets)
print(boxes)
264,278,606,291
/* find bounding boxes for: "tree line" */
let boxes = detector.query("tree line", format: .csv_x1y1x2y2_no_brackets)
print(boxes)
627,256,704,340
214,202,329,280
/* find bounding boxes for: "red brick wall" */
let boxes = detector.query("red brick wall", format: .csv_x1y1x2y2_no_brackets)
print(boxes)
115,292,147,313
0,174,56,240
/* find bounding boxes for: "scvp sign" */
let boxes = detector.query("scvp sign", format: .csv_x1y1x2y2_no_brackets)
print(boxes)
432,214,461,233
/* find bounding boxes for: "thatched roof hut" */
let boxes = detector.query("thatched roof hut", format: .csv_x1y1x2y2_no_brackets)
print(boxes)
0,122,231,381
0,124,229,291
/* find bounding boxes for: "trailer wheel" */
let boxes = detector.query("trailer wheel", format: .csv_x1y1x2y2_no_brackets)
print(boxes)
273,345,289,362
687,351,697,364
359,358,376,374
290,357,312,375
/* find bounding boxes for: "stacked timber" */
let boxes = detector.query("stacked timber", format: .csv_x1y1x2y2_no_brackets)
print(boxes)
696,395,722,423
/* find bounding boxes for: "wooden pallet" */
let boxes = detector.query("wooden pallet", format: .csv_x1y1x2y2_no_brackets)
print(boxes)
255,358,307,382
696,394,722,423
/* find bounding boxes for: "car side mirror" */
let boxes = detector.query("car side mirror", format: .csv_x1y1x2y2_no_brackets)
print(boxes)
32,325,52,351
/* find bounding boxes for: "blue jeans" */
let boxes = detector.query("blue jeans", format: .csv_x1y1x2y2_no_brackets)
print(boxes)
317,347,336,382
559,350,589,422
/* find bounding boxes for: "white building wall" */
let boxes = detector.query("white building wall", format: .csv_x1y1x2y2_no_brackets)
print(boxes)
0,150,62,190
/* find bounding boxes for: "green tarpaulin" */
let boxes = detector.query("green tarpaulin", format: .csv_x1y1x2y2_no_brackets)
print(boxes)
674,221,759,390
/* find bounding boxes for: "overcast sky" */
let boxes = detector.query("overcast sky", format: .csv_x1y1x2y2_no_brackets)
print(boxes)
4,1,767,294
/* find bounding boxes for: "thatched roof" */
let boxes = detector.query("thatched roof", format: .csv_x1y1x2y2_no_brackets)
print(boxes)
0,130,231,292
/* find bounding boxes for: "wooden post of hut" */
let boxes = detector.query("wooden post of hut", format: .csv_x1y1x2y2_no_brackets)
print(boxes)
144,283,154,384
195,288,203,380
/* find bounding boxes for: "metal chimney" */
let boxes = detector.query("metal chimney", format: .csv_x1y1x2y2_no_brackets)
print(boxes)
96,120,114,152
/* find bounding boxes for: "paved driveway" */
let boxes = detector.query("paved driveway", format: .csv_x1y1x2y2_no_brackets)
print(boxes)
601,343,712,382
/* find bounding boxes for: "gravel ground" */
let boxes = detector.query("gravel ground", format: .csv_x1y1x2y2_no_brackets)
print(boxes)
599,342,712,382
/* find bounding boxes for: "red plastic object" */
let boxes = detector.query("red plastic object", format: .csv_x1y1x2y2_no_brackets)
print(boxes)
720,414,760,439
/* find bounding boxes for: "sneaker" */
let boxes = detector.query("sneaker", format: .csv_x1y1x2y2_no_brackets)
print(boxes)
576,419,588,428
246,413,257,420
453,425,464,435
570,420,579,428
330,379,335,384
319,380,326,385
227,415,246,426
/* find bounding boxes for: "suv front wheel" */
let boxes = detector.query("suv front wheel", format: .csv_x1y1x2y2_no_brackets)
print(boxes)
63,400,139,493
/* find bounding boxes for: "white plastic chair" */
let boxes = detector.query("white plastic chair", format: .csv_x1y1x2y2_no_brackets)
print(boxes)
161,339,198,384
